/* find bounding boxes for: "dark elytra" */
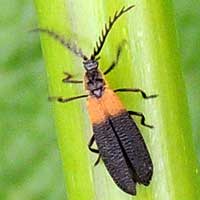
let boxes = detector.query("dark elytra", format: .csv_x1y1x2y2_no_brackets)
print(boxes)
93,112,153,195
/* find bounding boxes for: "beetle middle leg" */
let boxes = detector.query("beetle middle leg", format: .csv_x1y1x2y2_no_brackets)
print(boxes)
48,94,88,103
114,88,158,99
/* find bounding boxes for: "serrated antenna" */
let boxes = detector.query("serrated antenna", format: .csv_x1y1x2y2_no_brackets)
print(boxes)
90,5,134,60
31,28,88,60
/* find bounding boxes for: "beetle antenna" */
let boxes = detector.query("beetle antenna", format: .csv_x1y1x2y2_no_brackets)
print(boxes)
31,28,88,60
90,5,134,60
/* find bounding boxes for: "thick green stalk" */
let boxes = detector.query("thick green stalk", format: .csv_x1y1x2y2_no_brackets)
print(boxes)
125,1,200,200
34,0,200,200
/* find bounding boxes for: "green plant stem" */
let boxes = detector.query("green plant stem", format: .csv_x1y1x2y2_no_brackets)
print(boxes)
34,0,200,200
126,1,200,200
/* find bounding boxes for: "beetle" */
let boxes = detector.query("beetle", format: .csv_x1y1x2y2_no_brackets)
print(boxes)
34,5,157,195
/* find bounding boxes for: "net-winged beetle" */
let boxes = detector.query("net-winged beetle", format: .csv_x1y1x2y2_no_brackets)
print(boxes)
34,5,157,195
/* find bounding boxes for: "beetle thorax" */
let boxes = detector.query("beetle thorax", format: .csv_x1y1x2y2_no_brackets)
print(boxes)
85,69,105,98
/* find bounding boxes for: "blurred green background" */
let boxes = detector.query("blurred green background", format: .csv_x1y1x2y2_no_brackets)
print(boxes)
0,0,199,200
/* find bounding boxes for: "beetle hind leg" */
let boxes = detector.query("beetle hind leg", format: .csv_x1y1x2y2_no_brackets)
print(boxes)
88,135,101,166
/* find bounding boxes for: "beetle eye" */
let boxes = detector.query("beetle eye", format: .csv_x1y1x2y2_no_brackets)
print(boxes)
83,60,98,71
